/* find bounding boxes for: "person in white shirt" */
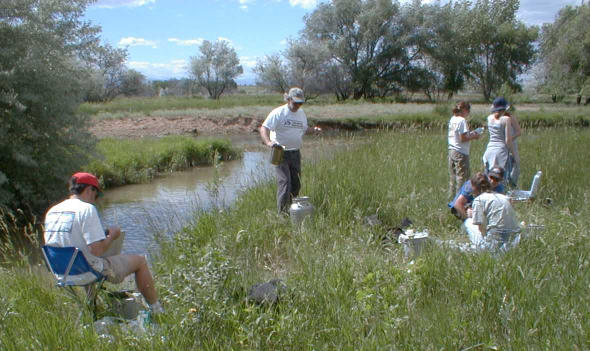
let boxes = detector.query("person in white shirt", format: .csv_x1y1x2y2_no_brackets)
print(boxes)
44,172,164,314
260,87,308,213
448,101,481,199
468,172,521,252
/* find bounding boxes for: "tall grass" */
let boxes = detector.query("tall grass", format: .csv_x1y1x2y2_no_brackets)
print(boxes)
1,128,588,349
85,136,241,189
152,127,589,349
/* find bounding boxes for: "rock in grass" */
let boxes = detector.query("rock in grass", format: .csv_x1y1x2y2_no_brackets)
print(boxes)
247,279,286,305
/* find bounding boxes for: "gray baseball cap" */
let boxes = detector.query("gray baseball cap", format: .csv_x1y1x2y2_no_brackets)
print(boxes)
285,87,305,103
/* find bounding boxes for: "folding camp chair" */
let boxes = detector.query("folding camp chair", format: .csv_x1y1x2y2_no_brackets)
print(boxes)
42,245,106,321
507,171,542,202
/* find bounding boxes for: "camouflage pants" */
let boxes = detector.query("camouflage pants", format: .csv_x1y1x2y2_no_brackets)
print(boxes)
448,150,470,199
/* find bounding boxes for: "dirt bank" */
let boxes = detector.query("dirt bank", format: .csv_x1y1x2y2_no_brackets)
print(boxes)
90,116,263,138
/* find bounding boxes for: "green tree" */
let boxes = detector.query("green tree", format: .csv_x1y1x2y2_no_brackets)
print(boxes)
539,4,590,104
81,44,128,102
189,40,243,99
418,1,472,101
0,0,102,215
284,39,332,98
120,69,148,97
253,54,290,93
95,44,128,101
302,0,418,99
462,0,538,101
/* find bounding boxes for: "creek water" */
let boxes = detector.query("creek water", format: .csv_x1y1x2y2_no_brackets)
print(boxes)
98,133,358,261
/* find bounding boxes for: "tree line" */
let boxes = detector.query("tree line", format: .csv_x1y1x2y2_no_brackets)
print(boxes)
254,0,589,104
256,0,539,102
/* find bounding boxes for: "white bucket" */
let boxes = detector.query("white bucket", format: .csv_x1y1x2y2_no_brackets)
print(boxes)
290,196,313,226
398,229,430,258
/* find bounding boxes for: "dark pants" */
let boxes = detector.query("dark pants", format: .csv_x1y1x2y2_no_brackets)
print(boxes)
276,150,301,213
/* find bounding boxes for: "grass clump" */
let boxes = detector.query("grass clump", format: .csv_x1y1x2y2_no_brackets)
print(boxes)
85,136,241,189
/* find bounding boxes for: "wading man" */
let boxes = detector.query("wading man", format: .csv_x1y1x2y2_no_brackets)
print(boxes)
260,87,308,213
43,172,164,314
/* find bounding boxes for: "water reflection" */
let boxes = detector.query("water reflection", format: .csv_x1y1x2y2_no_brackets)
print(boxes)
99,151,272,258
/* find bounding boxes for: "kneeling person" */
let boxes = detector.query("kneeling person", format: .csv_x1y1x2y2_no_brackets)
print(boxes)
449,167,505,220
44,172,163,314
466,172,521,252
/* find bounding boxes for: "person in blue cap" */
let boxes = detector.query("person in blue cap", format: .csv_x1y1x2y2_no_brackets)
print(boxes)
482,97,521,186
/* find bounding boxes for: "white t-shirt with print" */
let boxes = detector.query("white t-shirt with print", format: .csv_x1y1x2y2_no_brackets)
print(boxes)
44,198,106,275
448,115,470,155
262,104,308,150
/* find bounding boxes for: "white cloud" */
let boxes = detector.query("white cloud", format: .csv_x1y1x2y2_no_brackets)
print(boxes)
238,0,253,10
118,37,158,48
94,0,155,9
288,0,317,9
240,56,258,68
518,0,580,25
168,38,205,46
127,59,188,79
217,37,237,48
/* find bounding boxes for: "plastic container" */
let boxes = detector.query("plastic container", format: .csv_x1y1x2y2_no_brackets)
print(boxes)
529,171,542,198
270,144,284,165
398,229,430,259
289,197,313,226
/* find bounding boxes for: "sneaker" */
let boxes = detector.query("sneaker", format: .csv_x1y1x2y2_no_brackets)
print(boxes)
149,301,165,314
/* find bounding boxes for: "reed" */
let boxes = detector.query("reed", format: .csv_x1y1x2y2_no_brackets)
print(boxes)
85,136,241,189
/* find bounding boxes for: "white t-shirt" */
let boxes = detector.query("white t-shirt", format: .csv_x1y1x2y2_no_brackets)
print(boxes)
262,104,308,150
448,115,470,155
44,198,106,276
472,192,520,234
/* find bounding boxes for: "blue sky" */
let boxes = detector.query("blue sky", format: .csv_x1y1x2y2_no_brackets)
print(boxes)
85,0,582,83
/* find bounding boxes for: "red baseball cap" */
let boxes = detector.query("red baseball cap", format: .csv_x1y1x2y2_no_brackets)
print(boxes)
72,172,101,191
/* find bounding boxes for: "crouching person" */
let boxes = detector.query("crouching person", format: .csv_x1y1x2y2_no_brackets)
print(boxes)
464,172,521,252
43,172,164,314
449,167,505,220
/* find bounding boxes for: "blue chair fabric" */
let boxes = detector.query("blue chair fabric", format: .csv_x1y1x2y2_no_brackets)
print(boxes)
42,245,106,321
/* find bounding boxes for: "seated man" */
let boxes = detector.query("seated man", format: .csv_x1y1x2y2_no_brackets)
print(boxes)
448,167,505,220
467,172,521,252
44,172,164,314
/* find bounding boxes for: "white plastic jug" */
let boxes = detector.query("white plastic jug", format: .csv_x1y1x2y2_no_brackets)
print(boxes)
529,171,542,198
290,197,313,226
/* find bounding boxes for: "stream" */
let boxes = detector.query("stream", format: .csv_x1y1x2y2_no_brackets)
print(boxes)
98,133,359,261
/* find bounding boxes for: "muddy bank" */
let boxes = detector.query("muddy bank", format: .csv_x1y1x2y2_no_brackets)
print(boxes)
90,115,440,139
90,116,263,138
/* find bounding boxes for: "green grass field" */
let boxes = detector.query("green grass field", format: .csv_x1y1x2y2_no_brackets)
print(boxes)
1,127,588,349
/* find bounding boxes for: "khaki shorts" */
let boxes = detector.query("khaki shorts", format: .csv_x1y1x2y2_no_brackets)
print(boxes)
102,255,133,283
